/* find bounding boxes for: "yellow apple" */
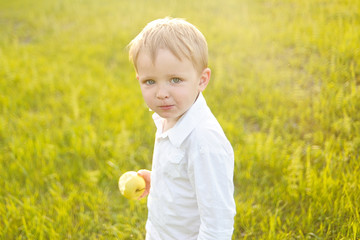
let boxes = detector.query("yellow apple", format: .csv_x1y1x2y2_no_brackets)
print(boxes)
118,171,146,200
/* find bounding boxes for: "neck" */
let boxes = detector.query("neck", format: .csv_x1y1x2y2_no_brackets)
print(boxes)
163,119,176,132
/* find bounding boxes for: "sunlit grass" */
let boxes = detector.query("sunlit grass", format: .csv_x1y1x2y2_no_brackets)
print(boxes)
1,0,359,239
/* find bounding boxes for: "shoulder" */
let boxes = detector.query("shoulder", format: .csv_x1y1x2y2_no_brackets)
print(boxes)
188,113,233,154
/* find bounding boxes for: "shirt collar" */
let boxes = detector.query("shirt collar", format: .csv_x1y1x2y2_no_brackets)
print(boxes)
152,92,209,147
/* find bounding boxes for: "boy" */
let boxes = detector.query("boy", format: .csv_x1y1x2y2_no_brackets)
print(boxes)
128,17,236,240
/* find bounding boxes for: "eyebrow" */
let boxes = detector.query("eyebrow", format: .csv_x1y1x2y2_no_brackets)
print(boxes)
167,73,184,78
138,75,154,80
139,73,185,81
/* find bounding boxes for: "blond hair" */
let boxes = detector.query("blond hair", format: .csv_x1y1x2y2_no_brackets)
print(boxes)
128,17,208,73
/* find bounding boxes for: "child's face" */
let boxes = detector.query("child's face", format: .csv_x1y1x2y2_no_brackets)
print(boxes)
136,48,210,127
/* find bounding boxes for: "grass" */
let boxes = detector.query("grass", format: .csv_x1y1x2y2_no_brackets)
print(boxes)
0,0,359,239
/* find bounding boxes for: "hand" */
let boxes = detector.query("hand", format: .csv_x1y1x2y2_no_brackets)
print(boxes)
137,169,151,199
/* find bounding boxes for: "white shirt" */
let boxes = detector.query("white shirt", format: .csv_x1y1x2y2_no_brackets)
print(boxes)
145,93,236,240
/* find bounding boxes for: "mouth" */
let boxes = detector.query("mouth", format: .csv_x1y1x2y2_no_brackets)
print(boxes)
159,105,174,110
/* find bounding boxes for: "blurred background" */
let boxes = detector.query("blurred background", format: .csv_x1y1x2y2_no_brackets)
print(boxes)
0,0,359,239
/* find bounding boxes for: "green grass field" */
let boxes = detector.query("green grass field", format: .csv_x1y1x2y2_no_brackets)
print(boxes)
1,0,359,239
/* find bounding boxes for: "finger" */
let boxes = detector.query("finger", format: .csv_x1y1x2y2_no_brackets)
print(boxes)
138,188,150,200
137,170,151,183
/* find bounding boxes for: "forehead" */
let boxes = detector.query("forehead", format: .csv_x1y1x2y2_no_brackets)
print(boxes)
135,48,198,69
136,48,197,77
137,47,184,64
137,49,183,69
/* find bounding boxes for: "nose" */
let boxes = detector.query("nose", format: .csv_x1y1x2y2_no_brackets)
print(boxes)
156,84,169,99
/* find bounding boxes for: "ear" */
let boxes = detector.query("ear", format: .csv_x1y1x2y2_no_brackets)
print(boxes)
198,68,211,92
136,74,139,81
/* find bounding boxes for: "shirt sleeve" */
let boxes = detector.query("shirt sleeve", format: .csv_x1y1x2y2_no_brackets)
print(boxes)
188,129,236,240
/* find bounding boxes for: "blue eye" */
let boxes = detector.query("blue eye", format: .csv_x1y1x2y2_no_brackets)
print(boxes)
145,80,155,85
171,78,181,83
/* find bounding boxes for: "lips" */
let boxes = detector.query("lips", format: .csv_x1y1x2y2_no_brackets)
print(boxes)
159,105,174,110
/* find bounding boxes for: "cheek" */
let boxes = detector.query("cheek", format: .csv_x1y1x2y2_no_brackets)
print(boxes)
140,89,154,103
140,86,150,96
174,88,196,102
